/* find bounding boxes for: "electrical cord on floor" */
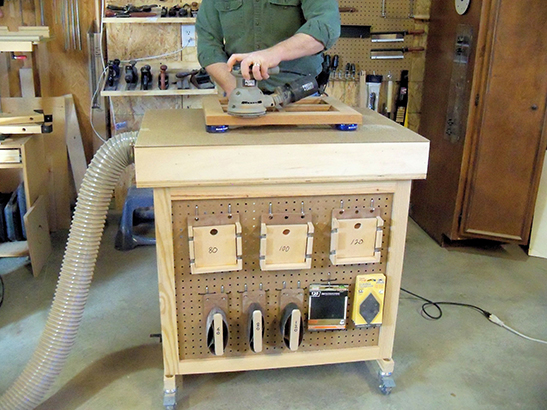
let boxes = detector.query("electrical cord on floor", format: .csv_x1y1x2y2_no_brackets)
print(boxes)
0,274,4,309
401,287,547,345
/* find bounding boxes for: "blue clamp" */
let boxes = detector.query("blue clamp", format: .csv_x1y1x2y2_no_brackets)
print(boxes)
334,123,359,131
206,125,229,133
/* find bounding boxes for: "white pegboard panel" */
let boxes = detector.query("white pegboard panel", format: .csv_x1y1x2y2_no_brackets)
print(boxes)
172,194,393,360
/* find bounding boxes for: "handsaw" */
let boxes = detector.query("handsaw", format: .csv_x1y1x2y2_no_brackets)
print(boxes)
371,29,425,42
370,47,425,59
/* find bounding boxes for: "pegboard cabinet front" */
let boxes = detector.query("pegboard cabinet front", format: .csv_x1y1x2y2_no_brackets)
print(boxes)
172,194,391,360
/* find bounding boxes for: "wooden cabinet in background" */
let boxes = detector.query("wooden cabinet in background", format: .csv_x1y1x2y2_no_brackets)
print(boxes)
410,0,547,245
0,136,51,275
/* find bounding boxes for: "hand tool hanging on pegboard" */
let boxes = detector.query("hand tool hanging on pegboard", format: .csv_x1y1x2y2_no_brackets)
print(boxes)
370,47,425,60
339,6,357,13
371,29,425,43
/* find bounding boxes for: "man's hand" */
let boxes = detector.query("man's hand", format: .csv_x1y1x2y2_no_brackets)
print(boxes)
227,49,281,81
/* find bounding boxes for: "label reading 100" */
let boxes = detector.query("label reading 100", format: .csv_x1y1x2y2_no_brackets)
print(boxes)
351,239,364,245
279,245,290,252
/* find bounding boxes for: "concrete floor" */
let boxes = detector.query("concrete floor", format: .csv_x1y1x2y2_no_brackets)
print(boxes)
1,213,546,410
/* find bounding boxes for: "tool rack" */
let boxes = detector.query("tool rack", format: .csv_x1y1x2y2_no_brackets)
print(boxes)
134,105,429,409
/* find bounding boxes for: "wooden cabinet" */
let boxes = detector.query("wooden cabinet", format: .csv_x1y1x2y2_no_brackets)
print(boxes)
410,0,547,245
0,135,51,275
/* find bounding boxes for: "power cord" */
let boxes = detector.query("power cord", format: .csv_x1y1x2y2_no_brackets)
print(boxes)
401,287,547,345
0,275,4,309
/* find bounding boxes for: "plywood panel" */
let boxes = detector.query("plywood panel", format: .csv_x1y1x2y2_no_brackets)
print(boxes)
106,23,182,61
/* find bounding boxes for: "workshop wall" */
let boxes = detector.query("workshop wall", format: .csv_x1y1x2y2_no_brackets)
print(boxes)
0,0,99,161
1,0,431,158
103,0,208,133
103,0,431,133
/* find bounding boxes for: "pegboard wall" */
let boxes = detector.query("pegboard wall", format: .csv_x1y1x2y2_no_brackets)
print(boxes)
172,193,393,360
332,0,417,75
326,0,429,116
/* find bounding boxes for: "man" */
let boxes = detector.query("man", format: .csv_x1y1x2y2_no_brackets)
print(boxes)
196,0,340,96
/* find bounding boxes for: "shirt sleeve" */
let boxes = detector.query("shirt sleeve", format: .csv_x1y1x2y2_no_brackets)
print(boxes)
196,0,229,68
296,0,341,50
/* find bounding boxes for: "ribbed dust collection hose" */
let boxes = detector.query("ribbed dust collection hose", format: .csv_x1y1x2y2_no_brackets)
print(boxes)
0,132,138,410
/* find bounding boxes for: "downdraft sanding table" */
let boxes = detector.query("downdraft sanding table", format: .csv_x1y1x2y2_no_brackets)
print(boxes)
134,107,429,408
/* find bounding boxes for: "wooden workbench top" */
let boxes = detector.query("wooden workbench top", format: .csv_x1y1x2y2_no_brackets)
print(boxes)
134,108,429,188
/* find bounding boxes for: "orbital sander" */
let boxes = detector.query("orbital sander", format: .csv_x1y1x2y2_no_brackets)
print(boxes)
227,66,319,118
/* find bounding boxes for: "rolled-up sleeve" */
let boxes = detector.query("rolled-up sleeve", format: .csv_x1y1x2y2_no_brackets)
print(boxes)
196,0,229,68
297,0,341,50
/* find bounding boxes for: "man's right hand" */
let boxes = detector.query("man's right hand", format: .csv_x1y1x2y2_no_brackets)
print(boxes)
227,50,280,81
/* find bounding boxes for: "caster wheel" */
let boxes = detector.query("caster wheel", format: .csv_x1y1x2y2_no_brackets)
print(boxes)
379,384,393,395
206,125,229,133
378,374,396,395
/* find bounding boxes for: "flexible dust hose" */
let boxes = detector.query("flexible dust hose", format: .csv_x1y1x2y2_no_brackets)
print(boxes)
0,131,138,410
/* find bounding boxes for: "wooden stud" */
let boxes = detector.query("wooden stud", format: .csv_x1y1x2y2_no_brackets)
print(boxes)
154,188,180,374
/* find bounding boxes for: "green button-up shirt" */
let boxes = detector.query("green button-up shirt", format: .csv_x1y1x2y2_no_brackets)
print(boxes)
196,0,340,92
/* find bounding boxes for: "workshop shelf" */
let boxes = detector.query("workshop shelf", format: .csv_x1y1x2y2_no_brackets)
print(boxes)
103,17,196,24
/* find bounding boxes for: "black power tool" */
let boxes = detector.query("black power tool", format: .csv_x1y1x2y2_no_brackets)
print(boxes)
227,66,319,118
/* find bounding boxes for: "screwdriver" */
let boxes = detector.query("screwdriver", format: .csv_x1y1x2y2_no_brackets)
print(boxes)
331,54,339,79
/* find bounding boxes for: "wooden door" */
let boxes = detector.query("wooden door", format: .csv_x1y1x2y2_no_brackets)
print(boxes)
410,0,483,244
460,0,547,243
